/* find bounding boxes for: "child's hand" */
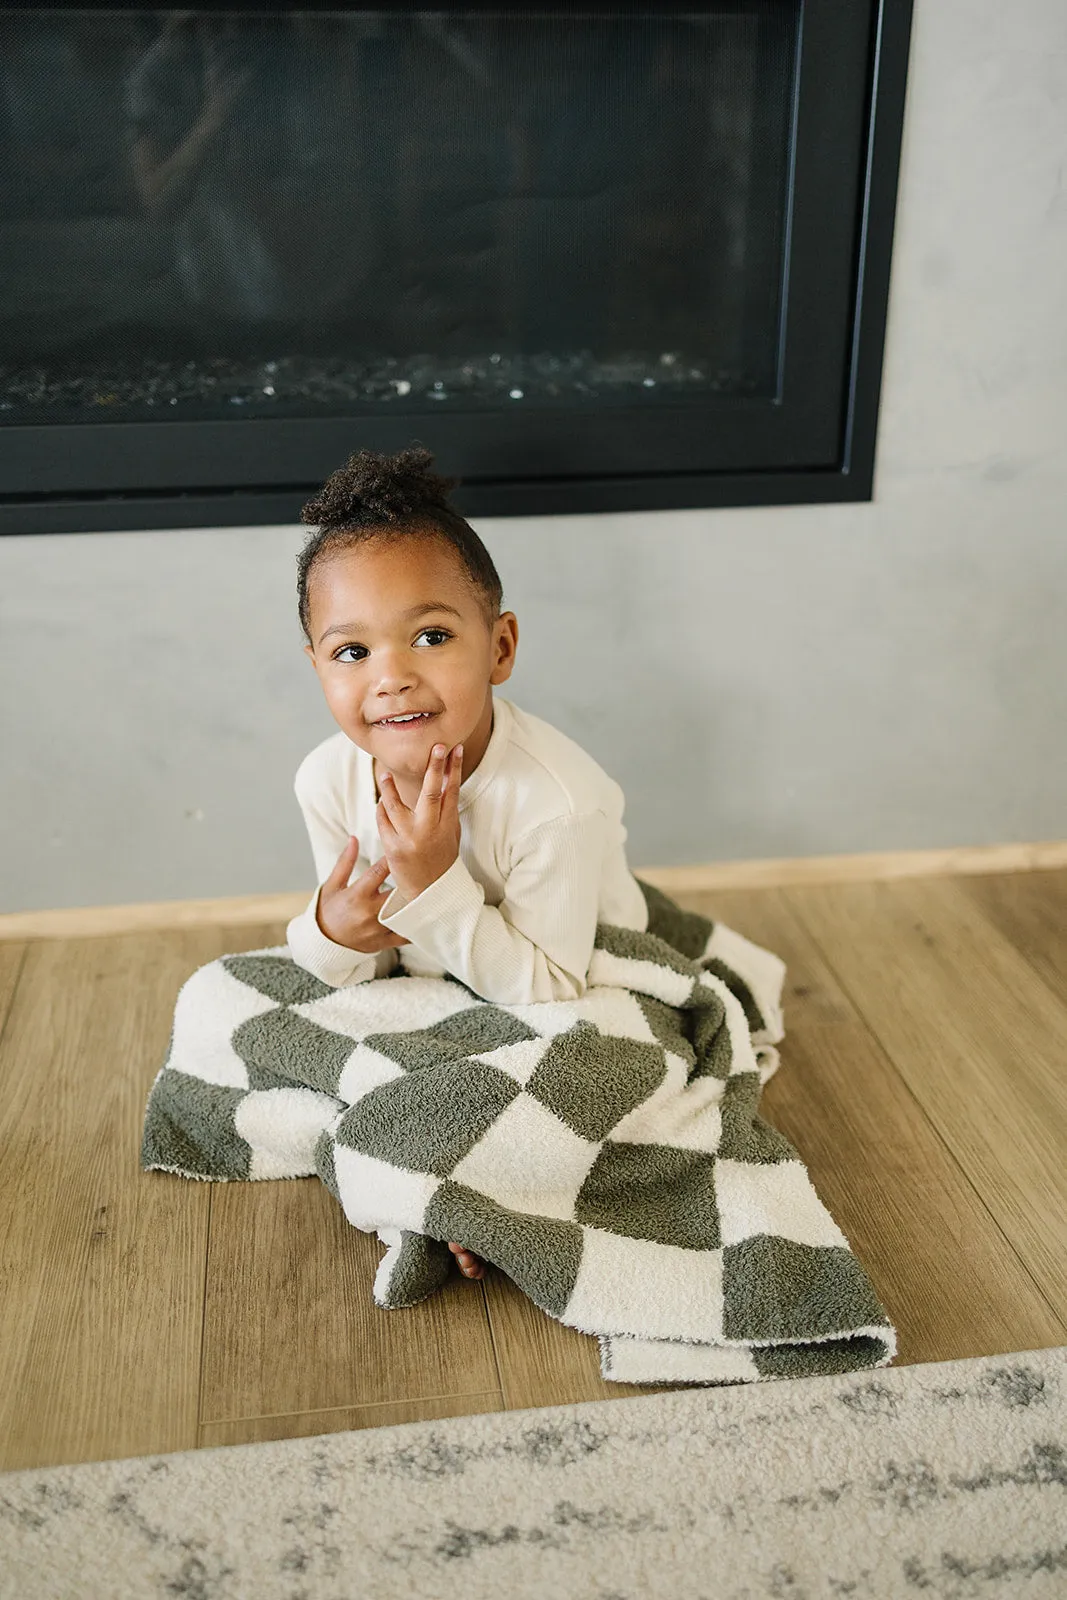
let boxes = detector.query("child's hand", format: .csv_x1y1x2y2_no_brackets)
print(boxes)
316,837,411,953
376,743,463,903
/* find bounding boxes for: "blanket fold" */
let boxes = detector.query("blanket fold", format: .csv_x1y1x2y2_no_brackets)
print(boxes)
141,880,896,1386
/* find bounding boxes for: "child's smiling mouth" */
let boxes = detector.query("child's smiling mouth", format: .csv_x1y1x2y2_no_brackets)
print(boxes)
372,711,438,729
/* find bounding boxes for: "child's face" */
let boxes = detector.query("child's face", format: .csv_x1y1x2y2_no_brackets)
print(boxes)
303,534,518,782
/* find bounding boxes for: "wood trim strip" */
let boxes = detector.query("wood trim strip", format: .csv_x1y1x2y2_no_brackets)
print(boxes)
0,893,310,943
641,839,1067,893
2,839,1066,942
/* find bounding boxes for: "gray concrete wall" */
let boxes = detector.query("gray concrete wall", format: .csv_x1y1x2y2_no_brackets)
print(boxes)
2,0,1065,913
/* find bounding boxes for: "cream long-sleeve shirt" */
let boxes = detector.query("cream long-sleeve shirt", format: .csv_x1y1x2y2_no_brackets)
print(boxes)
285,694,649,1005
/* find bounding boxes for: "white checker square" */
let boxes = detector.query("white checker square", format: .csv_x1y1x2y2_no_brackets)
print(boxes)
450,1091,601,1220
714,1158,850,1250
505,985,660,1046
503,999,586,1040
570,987,661,1044
605,1335,759,1386
169,959,279,1090
704,922,786,1043
470,1035,554,1086
337,1042,407,1103
295,976,482,1044
586,948,693,1007
565,1226,724,1344
235,1087,341,1179
332,1143,441,1236
611,1051,724,1153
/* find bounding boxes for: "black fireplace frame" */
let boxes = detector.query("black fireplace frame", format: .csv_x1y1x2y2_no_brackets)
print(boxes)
1,0,914,535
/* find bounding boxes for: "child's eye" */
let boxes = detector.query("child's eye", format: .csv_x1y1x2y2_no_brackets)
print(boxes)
333,629,450,663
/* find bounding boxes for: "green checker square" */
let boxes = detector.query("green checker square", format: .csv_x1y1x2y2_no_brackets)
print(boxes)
722,1236,890,1344
222,953,334,1007
333,1059,520,1176
363,1029,469,1075
701,957,765,1037
376,1231,455,1309
141,1070,251,1181
527,1024,666,1143
423,1004,539,1053
594,921,700,982
751,1334,891,1381
689,991,734,1081
575,1140,721,1250
313,1125,341,1202
233,1007,354,1095
363,1005,536,1077
718,1076,797,1162
634,879,715,960
424,1179,584,1317
634,993,696,1074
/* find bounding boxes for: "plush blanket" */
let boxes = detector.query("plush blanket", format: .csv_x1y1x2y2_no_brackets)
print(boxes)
141,881,896,1386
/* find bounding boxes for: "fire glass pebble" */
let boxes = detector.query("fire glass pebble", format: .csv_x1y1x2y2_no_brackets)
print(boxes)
0,350,758,418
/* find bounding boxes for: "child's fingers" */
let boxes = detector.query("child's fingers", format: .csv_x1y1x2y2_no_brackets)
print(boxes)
377,772,408,826
415,744,448,818
355,855,391,896
444,744,464,812
326,835,360,888
376,794,398,838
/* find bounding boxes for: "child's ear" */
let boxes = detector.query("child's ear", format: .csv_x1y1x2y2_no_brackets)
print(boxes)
489,612,518,685
303,643,315,664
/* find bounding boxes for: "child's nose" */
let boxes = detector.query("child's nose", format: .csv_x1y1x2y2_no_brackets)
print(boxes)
372,649,416,694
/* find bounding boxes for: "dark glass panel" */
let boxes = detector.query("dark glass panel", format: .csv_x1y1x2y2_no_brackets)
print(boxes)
0,6,796,425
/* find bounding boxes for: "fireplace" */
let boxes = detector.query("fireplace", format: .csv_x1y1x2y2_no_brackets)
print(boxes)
0,2,913,534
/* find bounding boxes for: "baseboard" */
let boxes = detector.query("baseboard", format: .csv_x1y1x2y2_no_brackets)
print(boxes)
640,838,1067,892
2,839,1065,943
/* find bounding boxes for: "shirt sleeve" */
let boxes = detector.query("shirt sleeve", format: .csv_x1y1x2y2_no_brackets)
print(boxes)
375,811,609,1005
285,760,399,989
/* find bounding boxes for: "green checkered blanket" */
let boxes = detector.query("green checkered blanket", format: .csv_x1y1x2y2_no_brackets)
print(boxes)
141,881,896,1386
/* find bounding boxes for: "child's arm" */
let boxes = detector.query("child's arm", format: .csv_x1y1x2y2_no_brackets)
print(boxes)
286,767,402,989
378,806,611,1006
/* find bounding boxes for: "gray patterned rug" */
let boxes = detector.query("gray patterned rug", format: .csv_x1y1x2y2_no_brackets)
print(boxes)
1,1345,1064,1600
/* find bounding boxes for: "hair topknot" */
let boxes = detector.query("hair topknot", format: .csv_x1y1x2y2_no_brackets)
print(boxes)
299,444,458,532
297,444,504,645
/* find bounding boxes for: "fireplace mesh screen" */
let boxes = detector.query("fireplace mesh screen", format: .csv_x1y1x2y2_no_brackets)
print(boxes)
0,6,798,423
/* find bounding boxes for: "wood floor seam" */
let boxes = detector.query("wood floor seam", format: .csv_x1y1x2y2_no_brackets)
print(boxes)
0,942,28,1046
480,1279,511,1410
195,1178,213,1438
198,1389,505,1429
784,886,1067,1341
950,876,1067,1042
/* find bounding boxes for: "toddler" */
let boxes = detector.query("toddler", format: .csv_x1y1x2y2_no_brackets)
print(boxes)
286,445,650,1280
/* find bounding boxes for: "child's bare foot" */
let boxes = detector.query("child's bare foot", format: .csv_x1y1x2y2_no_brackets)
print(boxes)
448,1241,486,1279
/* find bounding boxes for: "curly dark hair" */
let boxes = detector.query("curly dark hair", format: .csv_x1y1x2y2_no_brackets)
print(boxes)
297,444,504,645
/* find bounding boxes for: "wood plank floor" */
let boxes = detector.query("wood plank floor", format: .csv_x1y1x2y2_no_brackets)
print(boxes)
2,869,1065,1473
